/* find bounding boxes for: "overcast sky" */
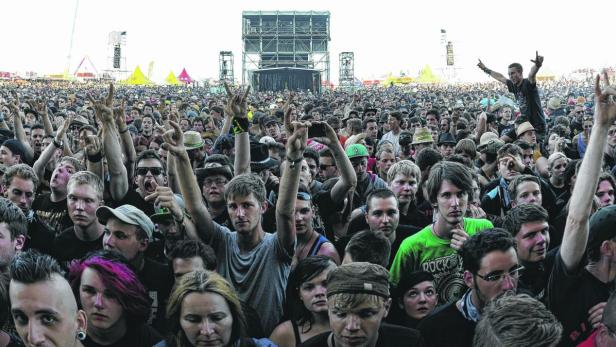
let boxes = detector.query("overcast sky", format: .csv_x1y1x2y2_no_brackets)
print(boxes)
2,0,615,83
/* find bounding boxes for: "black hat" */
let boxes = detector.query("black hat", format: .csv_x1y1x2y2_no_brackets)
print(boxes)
437,132,457,146
212,134,235,154
262,116,279,127
250,141,279,172
588,205,616,255
394,271,435,299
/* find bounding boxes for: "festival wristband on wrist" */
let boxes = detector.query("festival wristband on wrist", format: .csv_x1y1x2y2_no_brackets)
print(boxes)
231,117,249,135
87,152,102,163
287,155,303,169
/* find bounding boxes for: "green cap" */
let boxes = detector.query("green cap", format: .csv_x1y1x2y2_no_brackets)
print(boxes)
346,144,369,159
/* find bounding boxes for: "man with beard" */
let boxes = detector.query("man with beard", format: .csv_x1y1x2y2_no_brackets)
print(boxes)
390,161,493,304
375,147,396,181
51,171,104,262
2,164,54,254
418,229,520,347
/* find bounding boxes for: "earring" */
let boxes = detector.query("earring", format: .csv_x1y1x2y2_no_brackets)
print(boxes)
77,330,86,341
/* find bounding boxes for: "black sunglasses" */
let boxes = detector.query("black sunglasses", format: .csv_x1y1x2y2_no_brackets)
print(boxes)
136,167,163,176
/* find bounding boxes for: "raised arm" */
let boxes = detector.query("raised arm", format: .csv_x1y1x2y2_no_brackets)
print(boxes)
528,51,544,84
560,74,616,270
35,100,54,136
84,134,104,181
277,121,309,254
224,82,251,176
311,121,357,204
33,115,71,183
8,96,34,162
114,100,136,181
90,84,128,201
477,58,508,84
161,121,217,244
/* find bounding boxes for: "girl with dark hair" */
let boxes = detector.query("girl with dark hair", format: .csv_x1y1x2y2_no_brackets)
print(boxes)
387,271,438,329
270,256,336,347
69,252,162,347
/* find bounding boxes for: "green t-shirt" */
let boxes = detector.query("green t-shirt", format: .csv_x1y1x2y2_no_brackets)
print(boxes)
389,217,493,304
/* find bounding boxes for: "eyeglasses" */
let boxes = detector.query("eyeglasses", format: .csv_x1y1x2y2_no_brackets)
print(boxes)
203,178,227,187
350,159,367,167
476,265,524,283
136,167,163,176
297,192,312,201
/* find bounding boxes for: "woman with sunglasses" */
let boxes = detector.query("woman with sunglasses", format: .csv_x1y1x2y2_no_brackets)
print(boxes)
69,251,163,347
270,256,337,347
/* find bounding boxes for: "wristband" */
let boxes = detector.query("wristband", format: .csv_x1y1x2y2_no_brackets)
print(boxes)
87,151,102,163
484,68,492,75
52,138,63,148
119,127,129,134
287,156,303,169
231,117,249,135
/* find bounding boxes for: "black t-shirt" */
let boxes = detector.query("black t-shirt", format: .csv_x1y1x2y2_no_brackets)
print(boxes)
139,257,173,333
506,78,547,134
546,251,614,347
51,227,104,263
107,188,155,217
417,302,475,347
31,193,73,236
300,323,425,347
25,214,55,255
82,323,162,347
518,247,557,301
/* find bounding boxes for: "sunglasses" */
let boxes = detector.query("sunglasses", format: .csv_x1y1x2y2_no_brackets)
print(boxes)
136,167,163,176
297,192,312,201
319,164,333,170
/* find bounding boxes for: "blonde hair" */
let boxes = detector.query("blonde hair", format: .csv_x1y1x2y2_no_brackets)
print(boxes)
387,160,420,184
165,270,245,347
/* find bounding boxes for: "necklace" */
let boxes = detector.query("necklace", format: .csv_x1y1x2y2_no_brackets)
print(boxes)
296,231,317,258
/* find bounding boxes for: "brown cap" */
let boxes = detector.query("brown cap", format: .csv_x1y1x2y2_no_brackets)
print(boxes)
326,262,390,299
516,122,535,137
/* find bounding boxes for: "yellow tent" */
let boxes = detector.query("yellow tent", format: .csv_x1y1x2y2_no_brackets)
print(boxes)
121,66,154,85
382,74,414,86
165,71,181,85
537,68,556,81
416,65,440,83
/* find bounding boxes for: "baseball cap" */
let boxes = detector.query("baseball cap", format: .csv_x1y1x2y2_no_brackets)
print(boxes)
346,144,369,159
96,205,155,241
587,205,616,255
327,262,390,299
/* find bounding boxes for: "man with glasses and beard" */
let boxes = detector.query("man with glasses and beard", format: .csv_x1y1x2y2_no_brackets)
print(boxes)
418,229,521,347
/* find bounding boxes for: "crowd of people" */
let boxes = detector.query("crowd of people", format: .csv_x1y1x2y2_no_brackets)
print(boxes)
0,55,615,347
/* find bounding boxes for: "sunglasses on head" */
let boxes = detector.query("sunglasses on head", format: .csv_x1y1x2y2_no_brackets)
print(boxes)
136,167,163,176
297,192,311,201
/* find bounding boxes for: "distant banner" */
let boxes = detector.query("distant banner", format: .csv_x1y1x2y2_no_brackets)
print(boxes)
446,42,454,66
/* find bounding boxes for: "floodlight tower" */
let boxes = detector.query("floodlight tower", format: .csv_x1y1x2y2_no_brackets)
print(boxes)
339,52,355,89
219,51,235,83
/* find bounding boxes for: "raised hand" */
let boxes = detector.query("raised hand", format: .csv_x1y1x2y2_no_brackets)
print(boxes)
113,99,127,128
477,58,487,71
286,121,309,160
283,92,296,136
160,120,186,157
594,72,616,126
530,51,544,67
88,83,115,124
145,185,183,221
223,81,250,118
84,135,101,156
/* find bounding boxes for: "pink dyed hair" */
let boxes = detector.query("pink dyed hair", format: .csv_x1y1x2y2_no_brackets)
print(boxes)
69,256,150,323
